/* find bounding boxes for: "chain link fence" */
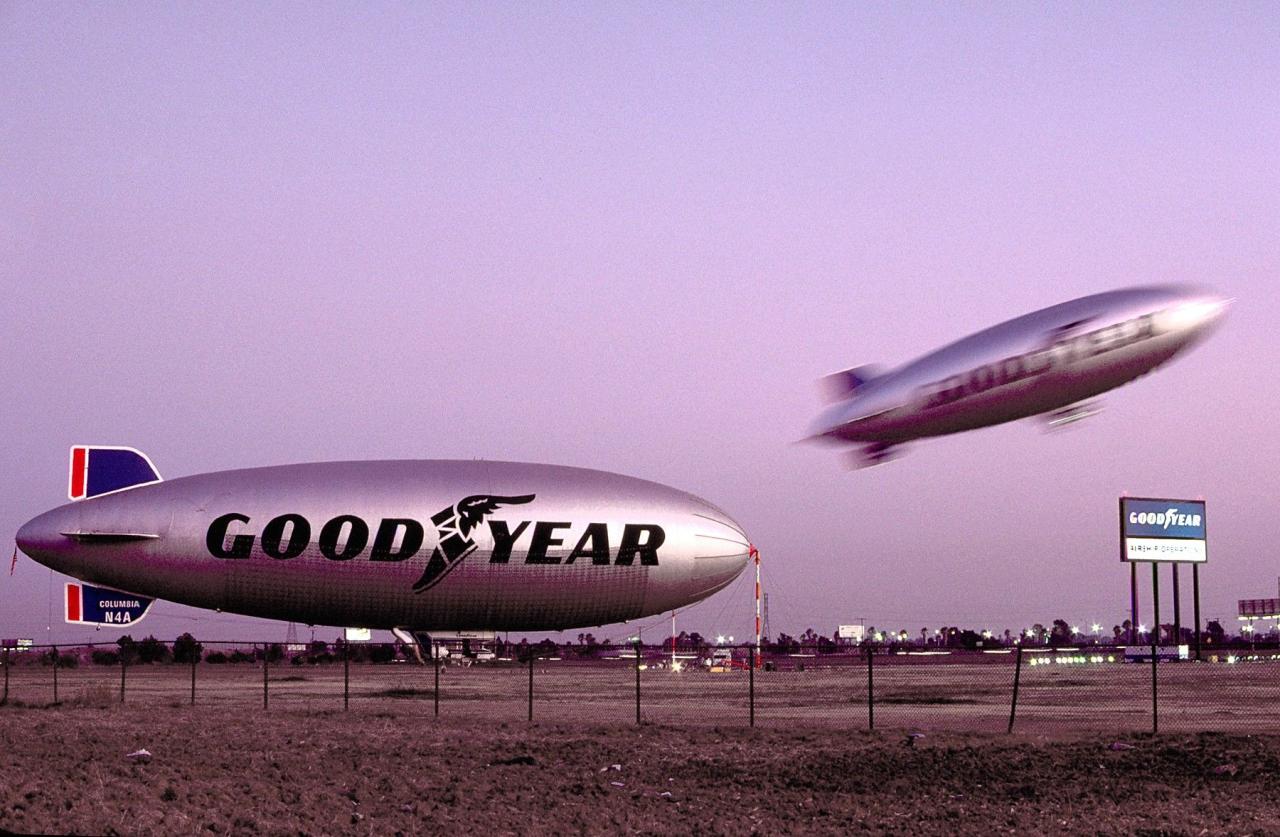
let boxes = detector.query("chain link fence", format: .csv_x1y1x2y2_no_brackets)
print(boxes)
3,640,1279,734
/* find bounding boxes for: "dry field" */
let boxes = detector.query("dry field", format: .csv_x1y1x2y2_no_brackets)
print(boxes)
2,702,1280,835
3,659,1280,834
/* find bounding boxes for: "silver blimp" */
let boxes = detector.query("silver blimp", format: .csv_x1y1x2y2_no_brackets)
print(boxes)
16,449,752,635
810,285,1230,466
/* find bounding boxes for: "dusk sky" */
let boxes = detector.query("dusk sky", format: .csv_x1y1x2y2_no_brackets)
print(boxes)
3,4,1277,646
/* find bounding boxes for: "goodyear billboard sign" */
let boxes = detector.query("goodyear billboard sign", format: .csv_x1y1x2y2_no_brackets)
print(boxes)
1120,498,1207,563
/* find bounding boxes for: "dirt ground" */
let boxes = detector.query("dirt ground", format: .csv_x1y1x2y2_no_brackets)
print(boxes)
2,704,1280,835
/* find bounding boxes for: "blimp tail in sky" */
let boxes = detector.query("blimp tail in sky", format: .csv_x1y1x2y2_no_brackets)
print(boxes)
17,449,752,635
810,285,1230,468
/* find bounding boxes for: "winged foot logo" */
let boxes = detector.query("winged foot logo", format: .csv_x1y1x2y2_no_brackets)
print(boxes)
413,494,535,593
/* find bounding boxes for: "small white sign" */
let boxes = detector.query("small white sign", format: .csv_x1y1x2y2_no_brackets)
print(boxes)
837,624,865,640
344,627,372,642
1124,538,1206,563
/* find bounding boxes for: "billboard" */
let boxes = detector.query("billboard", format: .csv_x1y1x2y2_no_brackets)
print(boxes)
1120,497,1207,563
1239,599,1280,618
837,624,865,641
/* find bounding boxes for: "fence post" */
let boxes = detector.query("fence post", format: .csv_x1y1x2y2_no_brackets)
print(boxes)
190,653,196,706
866,644,874,731
343,642,350,712
1007,644,1023,733
262,645,269,711
120,656,126,704
748,645,755,728
52,646,59,704
432,642,440,718
3,647,9,705
1151,638,1158,734
634,641,641,726
527,651,534,723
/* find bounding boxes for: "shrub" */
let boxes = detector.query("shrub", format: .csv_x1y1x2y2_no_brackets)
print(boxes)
91,650,120,666
172,633,203,664
138,636,171,664
116,635,139,665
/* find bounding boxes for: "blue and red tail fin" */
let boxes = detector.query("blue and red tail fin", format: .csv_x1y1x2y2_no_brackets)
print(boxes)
820,365,883,403
65,582,154,626
68,446,162,501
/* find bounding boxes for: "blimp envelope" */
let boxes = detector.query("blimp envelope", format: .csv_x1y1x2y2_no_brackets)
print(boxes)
65,582,154,627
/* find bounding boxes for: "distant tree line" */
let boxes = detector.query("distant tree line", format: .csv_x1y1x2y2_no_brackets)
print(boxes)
12,617,1268,668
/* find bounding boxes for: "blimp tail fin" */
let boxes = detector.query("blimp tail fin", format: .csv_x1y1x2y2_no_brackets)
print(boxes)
820,365,882,402
65,582,155,627
68,446,162,501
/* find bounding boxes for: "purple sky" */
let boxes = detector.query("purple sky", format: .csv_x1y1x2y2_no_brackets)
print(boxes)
3,4,1277,646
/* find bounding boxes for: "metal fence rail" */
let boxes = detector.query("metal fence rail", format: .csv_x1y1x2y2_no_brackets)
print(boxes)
4,640,1280,735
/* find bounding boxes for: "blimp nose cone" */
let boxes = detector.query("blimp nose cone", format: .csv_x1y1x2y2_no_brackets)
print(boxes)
1163,292,1232,337
16,508,75,572
690,512,753,594
17,515,49,557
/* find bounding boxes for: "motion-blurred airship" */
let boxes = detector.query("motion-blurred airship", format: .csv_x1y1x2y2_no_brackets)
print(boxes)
809,285,1230,467
16,449,752,647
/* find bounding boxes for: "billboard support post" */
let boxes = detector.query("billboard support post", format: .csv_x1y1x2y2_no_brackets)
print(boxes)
52,646,58,704
1152,562,1160,647
1172,564,1182,646
1151,633,1159,735
1193,565,1202,661
3,648,8,705
1130,563,1139,645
